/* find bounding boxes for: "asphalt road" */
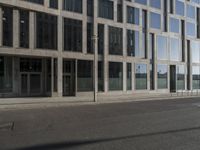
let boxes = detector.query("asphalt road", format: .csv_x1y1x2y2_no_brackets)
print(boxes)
1,97,200,150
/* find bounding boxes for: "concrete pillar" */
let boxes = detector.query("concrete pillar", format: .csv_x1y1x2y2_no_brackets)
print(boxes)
104,25,109,93
82,0,87,54
113,0,117,22
29,11,35,49
44,0,49,8
57,57,63,97
154,35,158,90
0,7,2,47
13,9,19,48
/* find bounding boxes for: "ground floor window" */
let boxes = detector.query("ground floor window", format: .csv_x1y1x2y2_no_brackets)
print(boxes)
0,56,13,93
135,64,147,90
192,66,200,89
157,64,168,89
176,65,185,90
77,60,93,91
98,61,104,91
109,62,123,91
127,63,132,90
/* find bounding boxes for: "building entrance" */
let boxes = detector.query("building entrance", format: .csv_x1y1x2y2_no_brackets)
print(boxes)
63,60,75,96
170,65,176,93
20,58,43,97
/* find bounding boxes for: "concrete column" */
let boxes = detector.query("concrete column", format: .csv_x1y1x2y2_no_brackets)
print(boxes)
13,9,19,48
113,0,117,22
154,35,158,90
29,11,35,49
104,25,109,93
0,7,2,47
57,11,63,97
44,0,49,8
82,0,87,54
123,62,127,92
58,0,63,10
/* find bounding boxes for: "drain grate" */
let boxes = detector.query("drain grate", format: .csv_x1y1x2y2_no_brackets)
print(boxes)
0,122,14,131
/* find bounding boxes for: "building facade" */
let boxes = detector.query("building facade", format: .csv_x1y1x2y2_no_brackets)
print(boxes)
0,0,200,100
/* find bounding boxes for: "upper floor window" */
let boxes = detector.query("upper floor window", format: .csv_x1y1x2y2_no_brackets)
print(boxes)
25,0,44,5
150,0,161,9
98,0,113,20
157,35,168,60
175,0,185,16
135,0,147,5
63,0,82,13
87,0,93,16
150,12,161,29
127,6,139,25
20,10,29,48
36,12,57,50
169,17,180,33
186,22,196,37
49,0,58,9
2,7,13,47
186,4,195,19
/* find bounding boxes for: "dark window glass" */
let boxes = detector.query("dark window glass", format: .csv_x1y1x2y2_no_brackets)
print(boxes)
109,62,123,91
98,24,104,54
127,30,139,57
77,60,93,91
64,18,82,52
20,58,42,72
63,0,82,13
150,64,155,90
87,23,93,53
98,61,104,91
135,64,147,90
98,0,113,19
157,64,168,89
2,7,13,47
0,56,13,93
36,12,57,50
25,0,44,5
20,10,29,48
117,4,123,23
109,26,123,55
49,0,58,9
127,6,139,25
87,0,93,16
127,63,132,90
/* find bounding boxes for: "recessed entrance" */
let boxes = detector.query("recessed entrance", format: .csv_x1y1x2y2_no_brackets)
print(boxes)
170,65,176,93
63,60,75,96
20,58,43,97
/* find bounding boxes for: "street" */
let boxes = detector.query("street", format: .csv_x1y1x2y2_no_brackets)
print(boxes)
1,97,200,150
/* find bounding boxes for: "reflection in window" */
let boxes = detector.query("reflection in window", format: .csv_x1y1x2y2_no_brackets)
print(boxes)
186,4,195,19
127,6,139,25
191,41,200,63
127,30,139,57
157,36,168,60
150,12,161,29
135,64,147,90
0,56,12,93
170,38,181,61
109,62,123,91
192,66,200,89
157,64,168,89
175,0,185,16
77,60,93,91
135,0,147,5
170,17,180,33
177,65,185,90
186,22,196,37
150,0,161,9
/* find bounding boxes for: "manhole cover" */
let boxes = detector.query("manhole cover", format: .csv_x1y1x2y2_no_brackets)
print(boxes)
0,122,14,131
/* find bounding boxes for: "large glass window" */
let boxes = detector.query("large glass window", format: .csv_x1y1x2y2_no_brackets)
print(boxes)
127,6,139,25
157,64,168,89
36,12,57,50
20,10,29,48
175,0,185,16
98,0,113,20
109,26,123,55
127,63,132,90
63,0,82,13
25,0,44,5
157,35,168,60
150,0,161,9
98,61,104,91
150,12,161,29
187,4,195,19
98,24,104,54
109,62,123,91
169,17,180,33
87,0,93,16
177,65,185,90
170,38,181,61
191,41,200,63
135,64,147,90
49,0,58,9
0,56,13,93
64,18,82,52
2,7,13,47
186,22,196,37
77,60,93,91
127,30,139,57
135,0,147,5
87,23,93,53
192,66,200,89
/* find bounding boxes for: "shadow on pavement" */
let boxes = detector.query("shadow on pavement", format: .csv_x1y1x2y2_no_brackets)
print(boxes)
16,126,200,150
